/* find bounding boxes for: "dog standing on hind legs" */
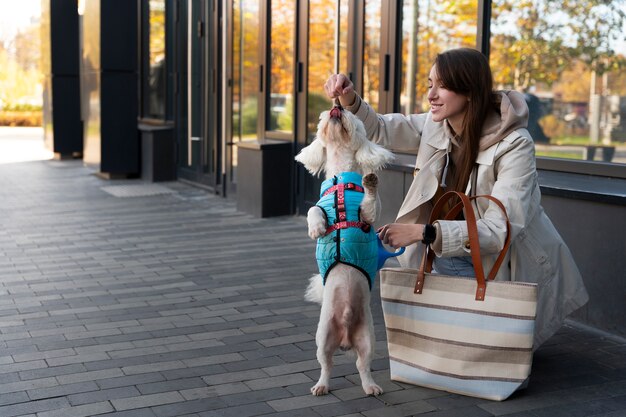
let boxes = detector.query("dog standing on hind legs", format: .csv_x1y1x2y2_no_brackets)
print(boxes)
296,101,393,396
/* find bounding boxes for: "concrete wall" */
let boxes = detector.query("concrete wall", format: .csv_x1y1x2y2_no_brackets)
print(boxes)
541,195,626,337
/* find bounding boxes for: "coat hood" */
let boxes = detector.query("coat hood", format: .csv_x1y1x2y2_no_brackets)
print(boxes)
479,90,529,151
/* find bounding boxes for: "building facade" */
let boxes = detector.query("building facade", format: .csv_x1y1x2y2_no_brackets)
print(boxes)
42,0,626,336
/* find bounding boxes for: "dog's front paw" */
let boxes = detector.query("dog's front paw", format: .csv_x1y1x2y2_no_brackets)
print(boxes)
362,173,378,189
307,207,327,239
311,383,329,396
308,221,326,239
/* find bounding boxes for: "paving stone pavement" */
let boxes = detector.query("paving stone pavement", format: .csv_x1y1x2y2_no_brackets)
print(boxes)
0,159,625,417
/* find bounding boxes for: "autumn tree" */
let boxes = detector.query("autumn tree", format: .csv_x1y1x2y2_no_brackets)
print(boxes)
233,2,261,136
0,28,42,109
14,24,41,72
554,0,626,76
269,0,295,96
363,1,381,109
241,9,260,107
306,0,336,133
401,0,477,114
490,0,625,90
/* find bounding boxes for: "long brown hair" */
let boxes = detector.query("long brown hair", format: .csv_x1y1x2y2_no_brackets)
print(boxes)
434,48,494,192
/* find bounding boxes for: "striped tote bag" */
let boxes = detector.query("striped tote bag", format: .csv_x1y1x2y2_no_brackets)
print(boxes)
380,192,537,401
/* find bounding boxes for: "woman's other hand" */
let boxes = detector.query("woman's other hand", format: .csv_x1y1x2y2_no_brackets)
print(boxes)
324,74,356,107
377,223,424,248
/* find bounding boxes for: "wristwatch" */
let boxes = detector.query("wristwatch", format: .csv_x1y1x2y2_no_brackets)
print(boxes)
422,224,437,245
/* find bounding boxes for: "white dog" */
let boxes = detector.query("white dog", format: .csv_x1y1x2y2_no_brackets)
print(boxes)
295,103,393,396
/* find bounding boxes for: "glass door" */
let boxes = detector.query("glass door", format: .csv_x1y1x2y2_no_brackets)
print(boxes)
266,0,296,139
227,1,260,194
176,0,220,189
296,0,350,212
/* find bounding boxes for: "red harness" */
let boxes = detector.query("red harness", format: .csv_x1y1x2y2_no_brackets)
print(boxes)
322,182,371,235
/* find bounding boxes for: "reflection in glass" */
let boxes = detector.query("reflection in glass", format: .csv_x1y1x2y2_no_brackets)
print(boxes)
175,0,188,167
231,1,261,183
308,0,337,142
269,0,295,133
148,0,166,119
490,0,626,164
233,1,260,142
232,1,242,145
363,0,381,111
399,0,477,115
338,0,349,74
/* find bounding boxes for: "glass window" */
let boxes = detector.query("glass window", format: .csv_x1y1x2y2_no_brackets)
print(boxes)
338,0,349,74
231,0,260,184
147,0,166,119
308,0,338,141
232,1,242,144
490,0,626,165
363,0,381,111
268,0,295,133
399,0,478,115
233,1,260,143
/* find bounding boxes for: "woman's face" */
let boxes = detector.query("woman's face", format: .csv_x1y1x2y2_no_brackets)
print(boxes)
427,65,469,132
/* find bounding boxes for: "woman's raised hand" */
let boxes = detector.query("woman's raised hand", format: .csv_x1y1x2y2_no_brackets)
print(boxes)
324,74,356,107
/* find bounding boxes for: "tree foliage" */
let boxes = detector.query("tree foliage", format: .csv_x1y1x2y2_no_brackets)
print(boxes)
269,0,295,95
400,0,477,113
0,41,41,108
490,0,626,90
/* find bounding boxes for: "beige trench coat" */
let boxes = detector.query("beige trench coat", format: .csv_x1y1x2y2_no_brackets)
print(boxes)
350,101,589,348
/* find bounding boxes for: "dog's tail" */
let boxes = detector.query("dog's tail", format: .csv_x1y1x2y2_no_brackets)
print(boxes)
304,274,324,304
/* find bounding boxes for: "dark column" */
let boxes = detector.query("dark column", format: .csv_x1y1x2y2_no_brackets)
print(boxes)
80,0,139,178
42,0,83,159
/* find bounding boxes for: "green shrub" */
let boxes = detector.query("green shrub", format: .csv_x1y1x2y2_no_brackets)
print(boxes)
0,111,43,126
2,103,43,112
241,97,259,135
540,114,565,140
276,97,293,131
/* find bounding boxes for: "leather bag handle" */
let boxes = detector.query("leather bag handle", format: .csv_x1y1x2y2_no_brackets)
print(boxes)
414,191,511,301
434,194,512,282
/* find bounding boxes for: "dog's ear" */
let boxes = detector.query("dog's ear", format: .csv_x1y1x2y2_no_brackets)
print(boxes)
355,135,394,173
295,138,326,177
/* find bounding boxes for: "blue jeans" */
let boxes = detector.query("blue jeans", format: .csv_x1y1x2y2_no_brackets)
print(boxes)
432,256,476,277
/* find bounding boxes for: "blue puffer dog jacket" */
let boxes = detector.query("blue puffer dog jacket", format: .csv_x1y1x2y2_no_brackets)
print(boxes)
316,172,378,289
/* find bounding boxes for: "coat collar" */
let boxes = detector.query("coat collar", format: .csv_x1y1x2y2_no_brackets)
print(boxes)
476,129,524,165
422,120,448,151
422,116,527,167
476,144,498,166
422,119,500,167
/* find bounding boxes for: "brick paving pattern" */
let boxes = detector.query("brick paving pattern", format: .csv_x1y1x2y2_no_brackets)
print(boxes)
0,159,624,417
